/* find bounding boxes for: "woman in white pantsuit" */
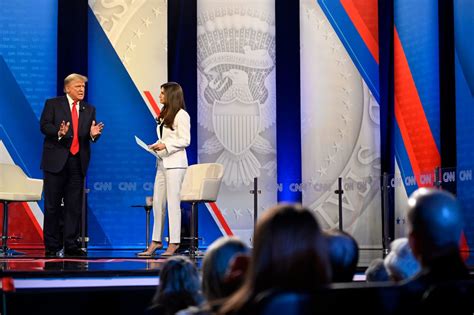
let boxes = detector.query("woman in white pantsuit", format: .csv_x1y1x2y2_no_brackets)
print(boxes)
138,82,190,257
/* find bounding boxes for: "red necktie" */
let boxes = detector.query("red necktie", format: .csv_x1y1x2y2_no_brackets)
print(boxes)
70,100,79,155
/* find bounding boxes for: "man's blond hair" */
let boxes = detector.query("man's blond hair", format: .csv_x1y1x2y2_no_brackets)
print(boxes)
63,73,88,92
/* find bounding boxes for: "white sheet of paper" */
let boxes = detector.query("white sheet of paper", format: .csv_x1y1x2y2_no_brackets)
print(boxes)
135,135,159,158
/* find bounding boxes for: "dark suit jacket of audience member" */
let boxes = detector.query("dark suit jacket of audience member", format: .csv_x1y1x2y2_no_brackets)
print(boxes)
398,251,469,313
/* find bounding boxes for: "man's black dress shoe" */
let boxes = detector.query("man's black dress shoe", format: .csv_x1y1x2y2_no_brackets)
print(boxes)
65,248,87,257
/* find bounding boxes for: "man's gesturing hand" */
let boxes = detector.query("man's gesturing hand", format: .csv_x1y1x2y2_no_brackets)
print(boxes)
90,120,104,138
58,120,70,137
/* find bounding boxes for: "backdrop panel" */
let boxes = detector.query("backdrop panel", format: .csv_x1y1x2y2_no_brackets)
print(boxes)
393,0,440,238
455,0,474,252
87,0,167,248
0,0,58,248
197,0,278,245
300,0,382,248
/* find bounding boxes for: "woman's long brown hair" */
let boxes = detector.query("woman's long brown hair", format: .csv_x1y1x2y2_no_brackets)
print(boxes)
159,82,186,130
220,204,331,314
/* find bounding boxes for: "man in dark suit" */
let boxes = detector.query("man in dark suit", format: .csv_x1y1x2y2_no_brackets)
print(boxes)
40,73,104,257
397,188,469,313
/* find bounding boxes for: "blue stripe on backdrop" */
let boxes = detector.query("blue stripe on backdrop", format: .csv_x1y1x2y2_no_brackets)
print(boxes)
454,0,474,96
0,0,57,120
318,0,380,103
0,0,57,246
393,120,416,197
87,8,160,248
0,56,44,182
394,0,440,150
455,0,474,252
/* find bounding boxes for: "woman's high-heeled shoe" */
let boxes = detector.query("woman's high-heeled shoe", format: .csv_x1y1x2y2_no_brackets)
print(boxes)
161,243,180,256
137,241,163,257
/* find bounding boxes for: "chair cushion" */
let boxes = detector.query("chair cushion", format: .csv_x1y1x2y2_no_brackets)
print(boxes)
0,192,42,202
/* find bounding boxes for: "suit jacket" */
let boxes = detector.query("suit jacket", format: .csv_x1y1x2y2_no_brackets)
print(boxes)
40,96,98,176
397,251,469,314
154,109,190,169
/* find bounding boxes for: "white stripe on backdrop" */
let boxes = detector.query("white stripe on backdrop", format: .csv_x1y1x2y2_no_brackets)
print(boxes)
89,0,167,114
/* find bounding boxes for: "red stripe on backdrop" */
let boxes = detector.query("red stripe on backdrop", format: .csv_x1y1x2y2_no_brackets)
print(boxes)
143,91,161,117
1,202,44,248
208,202,233,236
340,0,379,63
393,28,440,186
394,28,469,253
22,202,43,240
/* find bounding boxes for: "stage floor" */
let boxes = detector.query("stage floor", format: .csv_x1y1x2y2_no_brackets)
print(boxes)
1,248,380,275
0,249,184,290
0,249,199,275
1,249,473,289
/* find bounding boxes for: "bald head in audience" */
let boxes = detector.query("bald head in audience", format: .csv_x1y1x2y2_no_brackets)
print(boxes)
407,188,464,266
399,186,469,314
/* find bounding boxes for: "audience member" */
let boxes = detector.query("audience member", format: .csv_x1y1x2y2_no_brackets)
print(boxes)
384,238,420,282
399,188,469,312
220,204,331,314
202,237,250,302
365,258,389,282
178,237,250,315
147,256,203,315
324,229,359,282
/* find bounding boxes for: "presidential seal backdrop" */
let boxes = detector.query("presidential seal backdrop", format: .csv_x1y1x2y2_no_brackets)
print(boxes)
197,0,277,245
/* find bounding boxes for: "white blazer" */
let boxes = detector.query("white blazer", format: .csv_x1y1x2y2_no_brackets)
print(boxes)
154,109,190,169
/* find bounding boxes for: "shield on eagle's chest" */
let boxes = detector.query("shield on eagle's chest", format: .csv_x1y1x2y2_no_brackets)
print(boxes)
212,98,261,155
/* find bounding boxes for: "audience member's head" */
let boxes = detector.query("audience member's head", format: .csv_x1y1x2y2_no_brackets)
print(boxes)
384,238,421,282
365,258,389,282
202,236,250,302
221,204,331,314
325,229,359,282
400,189,469,314
149,256,202,315
407,188,463,266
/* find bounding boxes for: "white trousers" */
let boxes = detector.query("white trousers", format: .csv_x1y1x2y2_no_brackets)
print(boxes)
152,160,186,244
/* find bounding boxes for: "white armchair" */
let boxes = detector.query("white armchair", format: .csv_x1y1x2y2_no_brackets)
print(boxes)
180,163,224,258
0,163,43,256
